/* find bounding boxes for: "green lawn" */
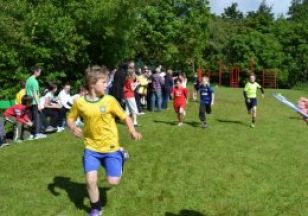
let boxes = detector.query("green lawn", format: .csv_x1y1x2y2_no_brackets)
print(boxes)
0,87,307,216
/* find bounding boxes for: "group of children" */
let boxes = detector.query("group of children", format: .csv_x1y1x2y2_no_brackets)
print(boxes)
0,63,266,216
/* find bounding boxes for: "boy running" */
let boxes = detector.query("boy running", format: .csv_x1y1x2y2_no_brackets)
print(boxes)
196,76,215,128
243,73,265,128
171,78,188,126
67,65,142,216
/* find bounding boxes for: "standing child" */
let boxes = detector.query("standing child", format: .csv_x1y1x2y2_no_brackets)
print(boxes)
15,80,26,105
196,76,215,128
67,65,142,216
124,68,140,126
171,78,188,126
243,73,265,128
3,95,33,142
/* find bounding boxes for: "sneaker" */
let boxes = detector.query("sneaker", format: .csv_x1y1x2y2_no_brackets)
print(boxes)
34,133,47,139
202,122,208,128
137,112,145,115
26,135,34,141
57,127,65,132
250,123,255,128
178,122,183,126
88,209,103,216
13,139,22,144
45,126,57,133
0,143,10,148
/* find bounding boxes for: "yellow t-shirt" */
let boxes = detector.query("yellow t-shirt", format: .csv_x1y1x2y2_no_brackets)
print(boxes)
137,75,149,95
67,95,127,153
244,82,261,98
16,89,26,104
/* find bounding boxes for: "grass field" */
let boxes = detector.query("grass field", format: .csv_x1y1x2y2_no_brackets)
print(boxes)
0,87,307,216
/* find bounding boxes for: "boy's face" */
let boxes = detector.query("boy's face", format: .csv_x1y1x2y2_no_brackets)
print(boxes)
93,77,107,95
202,77,209,85
64,85,71,93
175,81,181,87
250,75,256,82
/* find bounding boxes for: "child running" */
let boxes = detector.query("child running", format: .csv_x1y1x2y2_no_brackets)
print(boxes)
196,76,215,128
243,73,265,128
67,65,142,216
171,78,188,126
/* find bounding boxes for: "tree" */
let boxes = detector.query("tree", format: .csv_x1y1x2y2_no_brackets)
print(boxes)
222,3,243,20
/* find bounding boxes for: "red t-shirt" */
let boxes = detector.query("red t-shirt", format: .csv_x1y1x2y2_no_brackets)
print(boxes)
172,86,188,106
123,79,135,99
3,104,30,124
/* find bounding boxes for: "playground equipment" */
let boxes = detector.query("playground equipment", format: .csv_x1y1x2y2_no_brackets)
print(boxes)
262,69,277,89
230,66,240,88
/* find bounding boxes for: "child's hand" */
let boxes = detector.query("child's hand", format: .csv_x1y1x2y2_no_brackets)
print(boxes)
71,126,83,138
211,102,214,106
246,98,251,103
130,131,142,141
26,121,33,127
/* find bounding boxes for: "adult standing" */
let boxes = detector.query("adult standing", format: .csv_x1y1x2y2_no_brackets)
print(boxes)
162,69,174,109
110,60,135,107
150,67,164,112
25,66,46,139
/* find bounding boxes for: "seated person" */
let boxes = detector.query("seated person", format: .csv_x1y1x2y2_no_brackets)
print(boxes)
57,83,71,129
3,95,33,142
41,83,62,132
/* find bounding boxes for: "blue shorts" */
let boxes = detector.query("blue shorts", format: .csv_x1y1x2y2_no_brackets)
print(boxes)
83,149,123,177
246,98,257,110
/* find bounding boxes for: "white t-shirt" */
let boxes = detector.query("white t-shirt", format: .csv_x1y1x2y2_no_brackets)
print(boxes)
58,89,72,109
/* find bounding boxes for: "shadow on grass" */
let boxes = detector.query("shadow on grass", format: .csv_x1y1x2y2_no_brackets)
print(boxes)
216,119,246,126
48,176,110,212
185,121,201,128
153,120,176,126
165,209,205,216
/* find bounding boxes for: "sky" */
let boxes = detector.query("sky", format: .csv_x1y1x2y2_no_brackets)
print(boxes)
208,0,292,16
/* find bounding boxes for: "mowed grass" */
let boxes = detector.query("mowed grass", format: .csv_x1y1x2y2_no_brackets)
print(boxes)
0,87,308,216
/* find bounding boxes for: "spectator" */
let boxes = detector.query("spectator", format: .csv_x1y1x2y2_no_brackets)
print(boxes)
15,80,26,105
41,83,62,133
162,69,174,109
3,95,33,142
110,60,134,106
58,83,71,129
25,66,46,139
150,67,164,112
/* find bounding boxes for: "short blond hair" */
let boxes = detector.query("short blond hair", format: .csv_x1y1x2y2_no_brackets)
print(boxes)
85,65,108,90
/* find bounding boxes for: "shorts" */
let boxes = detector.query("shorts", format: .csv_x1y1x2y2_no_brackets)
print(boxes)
246,98,257,110
83,149,124,177
174,103,186,113
125,97,139,114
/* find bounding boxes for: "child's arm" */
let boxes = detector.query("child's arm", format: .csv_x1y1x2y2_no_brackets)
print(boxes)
212,93,215,106
124,117,142,140
67,119,82,138
67,102,82,138
259,85,265,98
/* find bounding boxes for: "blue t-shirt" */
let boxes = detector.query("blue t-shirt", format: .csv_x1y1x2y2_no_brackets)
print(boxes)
198,84,214,105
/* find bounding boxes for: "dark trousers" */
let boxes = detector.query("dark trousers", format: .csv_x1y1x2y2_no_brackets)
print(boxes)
161,88,171,109
43,108,59,128
58,107,69,127
199,104,212,122
29,105,40,135
134,92,143,113
0,117,5,143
